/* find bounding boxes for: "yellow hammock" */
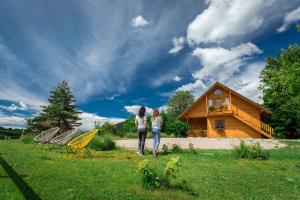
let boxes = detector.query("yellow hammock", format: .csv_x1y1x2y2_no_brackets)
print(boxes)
67,129,98,157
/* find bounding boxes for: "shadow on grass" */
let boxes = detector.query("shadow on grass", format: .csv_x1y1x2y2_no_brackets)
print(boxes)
0,156,41,200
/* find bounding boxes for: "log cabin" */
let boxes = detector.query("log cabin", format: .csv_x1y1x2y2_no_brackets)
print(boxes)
178,82,274,139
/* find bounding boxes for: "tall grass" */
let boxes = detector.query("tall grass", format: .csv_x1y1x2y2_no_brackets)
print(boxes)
233,140,269,160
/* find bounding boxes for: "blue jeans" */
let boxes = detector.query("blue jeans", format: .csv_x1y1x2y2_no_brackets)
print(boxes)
152,128,160,153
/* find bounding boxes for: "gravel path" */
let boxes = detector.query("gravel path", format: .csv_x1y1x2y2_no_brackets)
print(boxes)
116,138,287,150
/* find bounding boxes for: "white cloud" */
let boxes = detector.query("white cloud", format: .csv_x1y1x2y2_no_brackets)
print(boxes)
124,105,167,116
124,105,153,116
277,6,300,32
0,102,29,112
173,75,182,82
131,15,149,27
186,0,271,45
177,42,263,100
78,112,125,131
169,36,185,54
0,112,27,128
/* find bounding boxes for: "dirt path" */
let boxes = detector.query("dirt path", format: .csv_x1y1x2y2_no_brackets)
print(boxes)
116,138,287,150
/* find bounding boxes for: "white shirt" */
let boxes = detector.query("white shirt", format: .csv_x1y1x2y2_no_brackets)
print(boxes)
151,116,162,130
135,115,147,129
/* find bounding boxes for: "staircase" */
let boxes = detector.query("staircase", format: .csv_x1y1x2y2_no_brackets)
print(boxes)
231,105,274,139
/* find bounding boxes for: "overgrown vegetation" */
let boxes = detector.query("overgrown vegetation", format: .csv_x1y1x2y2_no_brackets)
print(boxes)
233,140,269,160
137,157,183,189
89,136,116,151
259,45,300,138
19,134,35,144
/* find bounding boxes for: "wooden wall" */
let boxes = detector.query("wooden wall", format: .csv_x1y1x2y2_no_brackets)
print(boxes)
207,116,262,138
231,94,261,127
186,98,207,118
189,118,207,130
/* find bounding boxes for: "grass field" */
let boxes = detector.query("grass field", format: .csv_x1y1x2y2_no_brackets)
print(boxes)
0,139,300,200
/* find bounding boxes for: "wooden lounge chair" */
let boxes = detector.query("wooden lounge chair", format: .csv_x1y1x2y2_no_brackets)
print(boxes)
50,129,78,150
67,129,98,157
34,127,60,145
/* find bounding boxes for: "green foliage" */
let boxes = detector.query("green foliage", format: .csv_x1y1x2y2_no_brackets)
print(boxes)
171,144,183,153
162,144,169,155
167,90,194,117
27,81,81,133
121,115,137,134
259,45,300,138
161,112,190,137
19,134,35,144
137,157,183,189
123,132,137,138
0,127,24,140
233,141,269,160
89,136,116,151
96,122,120,136
188,143,197,154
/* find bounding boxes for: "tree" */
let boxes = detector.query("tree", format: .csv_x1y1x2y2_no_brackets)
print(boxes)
121,115,137,134
27,81,81,133
259,45,300,138
161,112,190,137
167,90,194,117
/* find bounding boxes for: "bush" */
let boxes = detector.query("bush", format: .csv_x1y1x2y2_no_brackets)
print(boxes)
137,157,182,189
171,144,183,153
97,122,121,136
161,112,191,137
188,143,197,154
123,132,137,138
19,134,35,144
89,136,116,151
162,144,169,155
233,141,269,160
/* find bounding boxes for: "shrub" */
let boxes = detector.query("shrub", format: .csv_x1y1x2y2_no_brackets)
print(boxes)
171,144,183,153
188,143,197,154
123,132,137,138
137,157,182,189
19,134,35,144
89,136,116,151
137,159,161,188
162,144,169,155
233,140,269,160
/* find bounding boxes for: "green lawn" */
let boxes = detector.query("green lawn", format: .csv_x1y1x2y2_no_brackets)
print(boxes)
0,140,300,200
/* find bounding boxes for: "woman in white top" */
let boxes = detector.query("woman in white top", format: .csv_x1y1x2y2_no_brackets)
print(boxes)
135,106,147,155
151,109,163,157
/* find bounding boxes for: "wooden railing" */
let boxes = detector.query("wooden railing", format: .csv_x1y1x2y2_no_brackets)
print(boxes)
231,104,273,138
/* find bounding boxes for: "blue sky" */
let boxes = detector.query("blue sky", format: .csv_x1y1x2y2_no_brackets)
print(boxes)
0,0,300,130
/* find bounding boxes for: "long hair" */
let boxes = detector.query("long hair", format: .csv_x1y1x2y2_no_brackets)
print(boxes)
152,109,159,119
138,106,146,118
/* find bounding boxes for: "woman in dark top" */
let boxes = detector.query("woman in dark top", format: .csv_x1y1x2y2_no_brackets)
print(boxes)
135,106,147,155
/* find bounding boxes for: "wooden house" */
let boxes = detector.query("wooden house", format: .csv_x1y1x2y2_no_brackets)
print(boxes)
178,82,274,138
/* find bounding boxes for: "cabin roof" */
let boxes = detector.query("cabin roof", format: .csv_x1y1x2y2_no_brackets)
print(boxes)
178,82,272,120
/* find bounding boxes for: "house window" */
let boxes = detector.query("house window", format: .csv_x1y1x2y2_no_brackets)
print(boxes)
215,119,225,131
225,97,230,106
208,99,212,106
216,99,222,106
214,89,222,95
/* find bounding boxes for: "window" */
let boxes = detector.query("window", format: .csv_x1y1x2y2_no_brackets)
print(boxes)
215,119,225,131
208,99,212,106
214,89,222,95
225,97,230,106
216,99,222,106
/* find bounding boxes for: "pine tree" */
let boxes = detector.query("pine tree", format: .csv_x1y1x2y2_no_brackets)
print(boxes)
27,81,81,133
